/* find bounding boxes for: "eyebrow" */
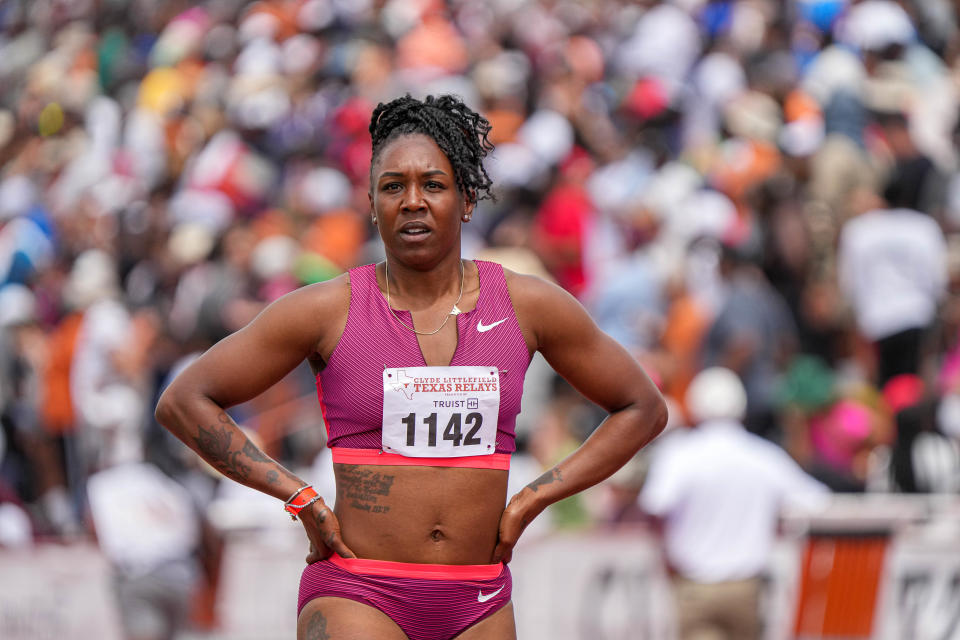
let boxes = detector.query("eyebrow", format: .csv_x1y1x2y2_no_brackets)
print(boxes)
378,169,449,180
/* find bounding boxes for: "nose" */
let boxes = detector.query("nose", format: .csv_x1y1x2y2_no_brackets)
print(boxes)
401,183,426,213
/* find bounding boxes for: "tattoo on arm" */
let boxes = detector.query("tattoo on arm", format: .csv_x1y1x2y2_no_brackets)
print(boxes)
193,413,301,486
337,465,394,514
304,611,331,640
282,466,303,483
192,424,253,481
242,439,271,463
527,468,563,492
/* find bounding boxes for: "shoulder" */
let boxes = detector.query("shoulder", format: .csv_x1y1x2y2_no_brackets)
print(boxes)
502,268,597,350
740,430,809,473
245,272,352,356
839,211,878,243
502,267,580,325
908,211,947,243
502,268,572,311
268,272,352,319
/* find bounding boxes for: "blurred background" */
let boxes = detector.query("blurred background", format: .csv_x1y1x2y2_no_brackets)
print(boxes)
1,0,960,638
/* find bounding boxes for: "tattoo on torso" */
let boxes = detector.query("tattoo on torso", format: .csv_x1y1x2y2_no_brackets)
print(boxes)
337,465,394,514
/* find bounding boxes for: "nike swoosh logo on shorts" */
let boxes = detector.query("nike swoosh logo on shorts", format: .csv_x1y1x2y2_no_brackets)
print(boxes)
477,318,507,333
477,585,504,603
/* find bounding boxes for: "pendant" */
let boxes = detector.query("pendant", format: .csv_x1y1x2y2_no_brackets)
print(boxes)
450,304,462,316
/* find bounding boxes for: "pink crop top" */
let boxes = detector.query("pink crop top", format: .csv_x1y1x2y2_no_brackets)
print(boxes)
316,260,531,469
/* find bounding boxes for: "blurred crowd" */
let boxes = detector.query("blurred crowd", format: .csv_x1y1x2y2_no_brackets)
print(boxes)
2,0,960,636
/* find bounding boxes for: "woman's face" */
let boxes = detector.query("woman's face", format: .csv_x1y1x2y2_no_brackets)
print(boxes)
369,133,474,268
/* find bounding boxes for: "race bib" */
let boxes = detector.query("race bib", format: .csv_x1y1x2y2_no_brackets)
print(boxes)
382,366,500,457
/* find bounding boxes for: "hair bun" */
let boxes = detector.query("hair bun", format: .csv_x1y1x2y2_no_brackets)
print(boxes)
369,94,495,203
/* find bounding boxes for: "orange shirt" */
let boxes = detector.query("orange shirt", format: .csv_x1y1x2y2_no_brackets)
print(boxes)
41,312,83,434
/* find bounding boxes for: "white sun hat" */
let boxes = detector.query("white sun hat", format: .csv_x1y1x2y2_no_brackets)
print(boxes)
686,367,748,423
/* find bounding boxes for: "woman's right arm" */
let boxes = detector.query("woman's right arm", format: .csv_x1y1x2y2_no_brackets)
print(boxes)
155,276,355,559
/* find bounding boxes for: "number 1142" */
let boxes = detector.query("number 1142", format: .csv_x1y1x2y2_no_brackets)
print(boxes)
401,412,484,447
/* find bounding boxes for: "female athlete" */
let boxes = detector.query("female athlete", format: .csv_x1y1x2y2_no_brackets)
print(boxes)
156,94,667,640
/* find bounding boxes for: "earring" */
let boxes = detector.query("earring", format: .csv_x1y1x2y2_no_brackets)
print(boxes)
371,216,377,225
462,214,471,222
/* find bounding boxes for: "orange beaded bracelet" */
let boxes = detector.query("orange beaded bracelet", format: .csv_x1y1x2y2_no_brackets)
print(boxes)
283,485,320,520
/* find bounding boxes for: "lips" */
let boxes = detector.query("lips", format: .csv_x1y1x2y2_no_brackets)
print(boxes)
399,221,432,237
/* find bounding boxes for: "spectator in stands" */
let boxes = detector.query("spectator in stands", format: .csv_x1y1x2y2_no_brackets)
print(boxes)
701,241,799,437
875,110,947,223
531,149,597,299
86,412,204,640
641,367,829,640
0,282,76,537
885,374,960,492
837,186,948,386
0,284,39,547
776,355,892,492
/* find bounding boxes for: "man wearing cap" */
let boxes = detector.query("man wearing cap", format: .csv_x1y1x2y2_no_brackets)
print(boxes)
640,367,829,639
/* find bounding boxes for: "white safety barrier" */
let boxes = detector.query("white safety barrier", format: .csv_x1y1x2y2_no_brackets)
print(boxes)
1,495,958,640
0,544,123,640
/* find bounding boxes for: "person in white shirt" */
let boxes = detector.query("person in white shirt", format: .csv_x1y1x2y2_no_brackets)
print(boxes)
640,367,829,640
86,388,203,640
837,191,947,386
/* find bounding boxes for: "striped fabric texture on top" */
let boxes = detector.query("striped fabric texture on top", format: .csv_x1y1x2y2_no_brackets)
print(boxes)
316,260,531,455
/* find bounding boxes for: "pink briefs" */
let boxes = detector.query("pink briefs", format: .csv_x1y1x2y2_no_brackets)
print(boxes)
298,554,512,640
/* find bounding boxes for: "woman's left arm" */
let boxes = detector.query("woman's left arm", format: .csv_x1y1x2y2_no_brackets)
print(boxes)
493,273,668,562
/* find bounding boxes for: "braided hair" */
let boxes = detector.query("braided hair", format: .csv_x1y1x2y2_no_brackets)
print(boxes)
369,94,495,203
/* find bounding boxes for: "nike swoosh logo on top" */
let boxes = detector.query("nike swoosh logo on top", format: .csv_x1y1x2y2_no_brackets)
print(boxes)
477,585,504,603
476,318,507,333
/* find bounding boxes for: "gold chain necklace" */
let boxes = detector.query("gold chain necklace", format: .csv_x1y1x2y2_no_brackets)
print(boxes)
385,260,464,336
